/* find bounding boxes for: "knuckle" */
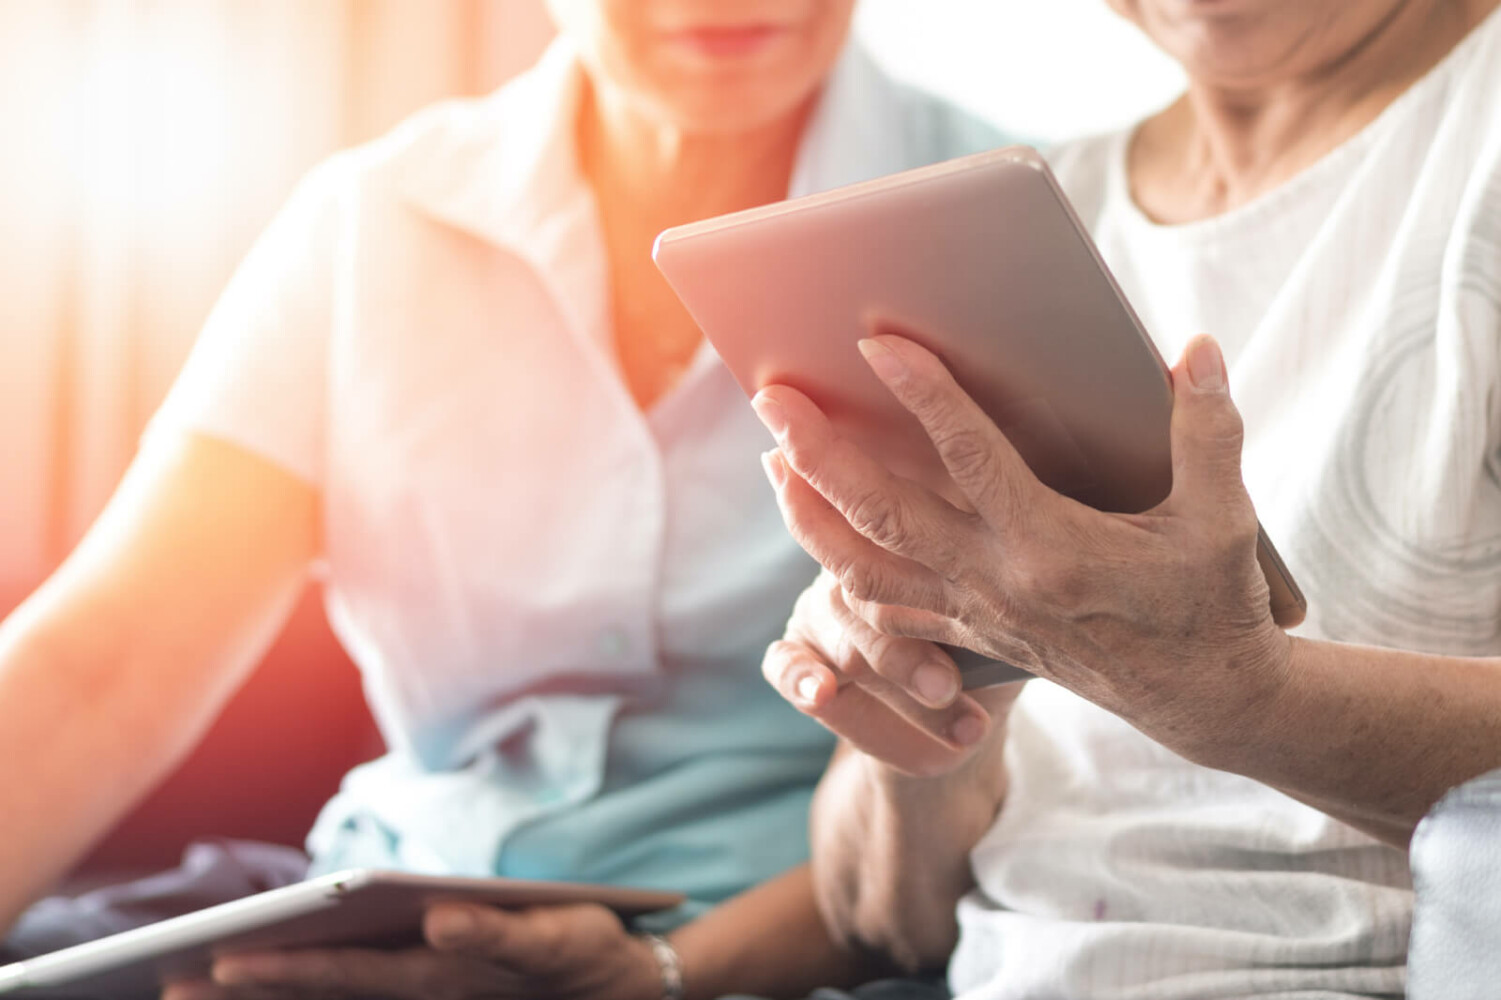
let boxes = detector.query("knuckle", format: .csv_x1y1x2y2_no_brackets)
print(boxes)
1207,506,1259,561
1201,398,1246,447
529,914,568,970
927,513,981,584
844,489,907,549
1045,564,1092,613
906,370,952,417
864,602,909,637
839,560,891,605
960,562,1020,622
762,640,797,685
1008,551,1076,604
826,582,862,628
868,636,925,684
1033,535,1099,612
931,423,994,482
781,431,828,483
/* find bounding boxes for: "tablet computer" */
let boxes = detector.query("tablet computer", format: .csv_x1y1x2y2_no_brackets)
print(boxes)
653,145,1305,687
0,870,683,996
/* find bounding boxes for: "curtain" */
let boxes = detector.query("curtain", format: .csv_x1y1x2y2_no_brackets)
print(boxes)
0,0,554,591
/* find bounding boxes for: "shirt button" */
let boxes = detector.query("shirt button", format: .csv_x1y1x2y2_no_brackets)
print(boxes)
598,627,630,659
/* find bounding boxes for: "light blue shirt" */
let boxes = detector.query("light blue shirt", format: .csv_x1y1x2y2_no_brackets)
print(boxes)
155,35,1008,927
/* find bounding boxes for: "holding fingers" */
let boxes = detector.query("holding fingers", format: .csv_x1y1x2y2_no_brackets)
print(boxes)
756,331,1292,763
763,569,1003,777
160,902,661,1000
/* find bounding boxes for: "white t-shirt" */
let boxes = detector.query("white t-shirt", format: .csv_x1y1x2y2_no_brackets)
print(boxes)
951,8,1501,998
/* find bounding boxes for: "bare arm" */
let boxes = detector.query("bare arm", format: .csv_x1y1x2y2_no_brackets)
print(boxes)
1186,639,1501,848
755,571,1021,973
807,738,1007,973
0,431,317,930
666,862,894,1000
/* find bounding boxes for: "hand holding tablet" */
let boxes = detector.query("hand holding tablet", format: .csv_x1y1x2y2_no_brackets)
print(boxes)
0,871,681,997
653,145,1305,695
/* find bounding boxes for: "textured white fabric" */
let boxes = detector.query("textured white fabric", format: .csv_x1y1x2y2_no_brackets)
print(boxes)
950,9,1501,999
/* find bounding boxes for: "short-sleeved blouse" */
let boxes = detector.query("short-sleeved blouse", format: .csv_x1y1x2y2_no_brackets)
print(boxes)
148,37,1007,918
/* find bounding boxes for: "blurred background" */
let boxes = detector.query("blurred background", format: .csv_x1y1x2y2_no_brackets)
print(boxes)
0,0,1180,875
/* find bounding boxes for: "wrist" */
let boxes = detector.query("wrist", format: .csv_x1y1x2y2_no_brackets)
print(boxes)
1171,627,1299,771
634,932,685,1000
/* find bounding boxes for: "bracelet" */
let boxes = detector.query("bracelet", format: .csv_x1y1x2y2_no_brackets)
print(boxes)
639,932,686,1000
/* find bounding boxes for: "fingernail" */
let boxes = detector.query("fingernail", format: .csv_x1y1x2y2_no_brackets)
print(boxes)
857,338,908,384
751,393,788,440
950,712,987,747
912,661,959,707
1186,336,1226,393
795,673,823,705
761,449,787,489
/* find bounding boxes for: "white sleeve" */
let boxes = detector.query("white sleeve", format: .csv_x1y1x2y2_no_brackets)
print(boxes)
145,160,349,486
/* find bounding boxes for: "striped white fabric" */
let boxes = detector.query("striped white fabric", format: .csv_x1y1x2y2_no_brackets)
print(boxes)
950,7,1501,998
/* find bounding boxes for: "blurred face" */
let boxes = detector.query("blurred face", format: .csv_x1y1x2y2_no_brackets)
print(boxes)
1105,0,1414,87
544,0,858,134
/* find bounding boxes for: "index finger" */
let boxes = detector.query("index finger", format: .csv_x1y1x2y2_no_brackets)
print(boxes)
212,946,494,997
751,382,974,573
857,334,1039,524
762,637,992,777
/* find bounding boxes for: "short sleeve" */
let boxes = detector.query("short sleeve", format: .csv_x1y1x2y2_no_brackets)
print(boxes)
146,160,349,486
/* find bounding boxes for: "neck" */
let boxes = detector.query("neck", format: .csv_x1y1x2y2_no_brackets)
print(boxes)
574,73,819,411
579,80,814,233
1133,0,1493,222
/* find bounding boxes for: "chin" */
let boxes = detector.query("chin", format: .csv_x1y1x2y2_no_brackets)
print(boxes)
1130,0,1356,85
636,62,825,134
627,23,843,135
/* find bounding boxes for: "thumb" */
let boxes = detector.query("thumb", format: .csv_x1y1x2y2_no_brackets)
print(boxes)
1165,335,1250,514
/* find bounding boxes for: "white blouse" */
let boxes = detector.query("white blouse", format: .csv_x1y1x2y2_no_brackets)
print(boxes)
952,7,1501,997
147,37,1004,907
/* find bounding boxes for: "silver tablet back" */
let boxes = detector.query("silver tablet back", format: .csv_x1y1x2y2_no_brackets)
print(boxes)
0,871,683,996
654,145,1305,684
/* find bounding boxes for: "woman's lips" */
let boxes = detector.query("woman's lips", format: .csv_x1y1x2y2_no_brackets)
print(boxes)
665,24,793,59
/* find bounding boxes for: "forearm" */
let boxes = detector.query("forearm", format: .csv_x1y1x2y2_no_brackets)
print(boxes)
0,435,317,930
809,738,1007,972
0,590,284,930
1184,637,1501,848
0,616,175,928
665,864,888,1000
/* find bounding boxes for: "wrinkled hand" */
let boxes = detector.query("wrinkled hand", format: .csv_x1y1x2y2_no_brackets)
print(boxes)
160,902,660,1000
763,567,1023,777
753,332,1293,762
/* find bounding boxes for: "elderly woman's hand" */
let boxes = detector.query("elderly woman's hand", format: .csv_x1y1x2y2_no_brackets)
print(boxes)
763,567,1022,776
753,332,1293,761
